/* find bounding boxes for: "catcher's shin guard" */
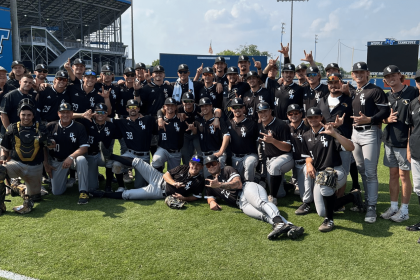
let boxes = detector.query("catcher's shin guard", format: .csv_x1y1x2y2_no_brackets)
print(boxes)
10,183,26,198
13,195,34,214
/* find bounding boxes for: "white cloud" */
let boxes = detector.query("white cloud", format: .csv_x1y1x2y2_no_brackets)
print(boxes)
311,18,325,30
373,3,385,13
204,8,229,21
349,0,373,10
400,22,420,36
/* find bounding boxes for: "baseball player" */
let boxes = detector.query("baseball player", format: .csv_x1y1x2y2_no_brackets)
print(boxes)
6,61,27,90
33,64,49,92
380,65,418,222
256,102,294,205
213,56,228,86
238,55,251,80
302,107,363,232
302,66,329,112
222,66,250,120
295,64,309,87
64,58,85,86
134,62,149,86
350,62,390,223
0,66,10,136
43,103,90,204
204,155,304,240
226,97,259,182
195,67,222,108
0,99,48,214
243,71,273,122
193,97,230,178
170,64,202,103
99,146,204,202
406,70,420,243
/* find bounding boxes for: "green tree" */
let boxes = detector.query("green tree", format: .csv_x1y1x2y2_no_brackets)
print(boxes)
216,49,239,56
152,59,160,66
216,44,272,59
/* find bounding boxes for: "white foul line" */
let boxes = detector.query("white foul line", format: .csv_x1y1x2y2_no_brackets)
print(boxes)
0,270,39,280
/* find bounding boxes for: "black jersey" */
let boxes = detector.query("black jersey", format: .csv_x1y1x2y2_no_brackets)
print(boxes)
70,77,83,86
164,165,204,198
114,84,135,117
96,83,117,117
47,120,89,160
37,87,70,122
268,81,304,120
382,85,418,148
215,74,228,86
288,120,310,161
205,166,241,207
0,89,37,125
135,78,148,86
0,84,14,134
302,127,342,171
257,117,292,158
6,79,19,90
196,84,223,109
222,82,250,120
67,84,104,113
1,123,45,165
352,83,389,125
178,104,201,129
113,115,157,152
195,116,229,153
77,119,122,155
407,97,420,160
136,82,173,117
317,93,353,139
157,115,187,151
227,117,258,155
242,87,273,122
303,83,329,112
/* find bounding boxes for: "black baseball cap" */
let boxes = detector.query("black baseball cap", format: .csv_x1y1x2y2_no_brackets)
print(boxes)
182,92,195,102
124,67,135,74
59,103,73,112
202,67,213,74
153,65,165,72
190,154,204,165
204,155,218,165
126,99,140,107
325,63,339,71
94,103,108,111
414,69,420,80
327,73,342,82
246,70,260,80
198,97,212,106
256,102,270,112
35,64,47,71
73,58,85,65
352,62,369,72
295,64,307,71
11,61,24,68
231,97,244,106
135,63,146,70
226,66,239,74
0,66,7,72
178,64,189,72
282,63,295,72
164,97,177,105
383,65,400,76
215,57,226,64
306,66,320,74
287,104,302,113
306,107,322,117
55,70,68,78
18,98,36,115
238,55,249,63
101,65,113,72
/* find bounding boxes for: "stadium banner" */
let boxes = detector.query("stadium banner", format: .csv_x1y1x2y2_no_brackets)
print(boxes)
0,7,12,72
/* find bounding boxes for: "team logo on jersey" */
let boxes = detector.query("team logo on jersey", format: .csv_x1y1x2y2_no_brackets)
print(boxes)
75,93,79,96
47,95,51,99
209,125,215,134
274,97,279,106
289,89,295,99
403,99,409,105
69,132,76,143
297,133,303,142
164,88,168,98
241,127,246,137
221,189,231,199
104,127,110,136
315,92,320,103
258,95,264,101
90,97,95,108
248,107,253,116
320,136,328,147
360,93,365,105
174,122,180,132
185,181,192,190
341,103,348,107
139,121,146,129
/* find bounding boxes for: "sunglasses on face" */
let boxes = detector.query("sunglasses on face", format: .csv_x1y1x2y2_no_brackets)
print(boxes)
205,161,218,168
103,72,113,76
127,105,138,110
203,73,213,77
178,71,188,75
84,71,96,76
231,106,243,110
125,74,135,77
56,77,68,82
182,100,194,104
288,112,300,116
306,73,318,77
95,111,107,115
37,70,48,73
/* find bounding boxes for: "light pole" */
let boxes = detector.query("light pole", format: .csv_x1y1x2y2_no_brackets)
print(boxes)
315,34,318,61
131,0,135,67
279,22,285,73
276,0,309,62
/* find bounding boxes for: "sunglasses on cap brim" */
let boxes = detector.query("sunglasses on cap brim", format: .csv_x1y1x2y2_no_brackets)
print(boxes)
327,76,341,82
84,71,96,76
306,73,318,77
127,105,139,109
190,158,203,164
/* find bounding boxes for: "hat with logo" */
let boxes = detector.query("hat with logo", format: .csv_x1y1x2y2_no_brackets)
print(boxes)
203,154,218,165
59,102,73,112
55,70,68,78
306,107,322,117
35,64,47,71
383,65,400,76
238,55,250,63
126,99,140,107
135,62,146,70
198,97,212,106
352,62,369,72
226,66,239,74
282,63,295,72
215,57,226,64
256,102,271,112
73,58,85,65
153,65,165,72
101,65,113,72
286,104,302,113
325,63,340,71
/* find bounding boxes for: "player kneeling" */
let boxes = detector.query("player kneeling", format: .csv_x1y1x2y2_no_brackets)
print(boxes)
204,155,304,240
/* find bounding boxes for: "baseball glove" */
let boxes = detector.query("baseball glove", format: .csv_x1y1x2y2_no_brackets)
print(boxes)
165,196,186,209
315,167,338,189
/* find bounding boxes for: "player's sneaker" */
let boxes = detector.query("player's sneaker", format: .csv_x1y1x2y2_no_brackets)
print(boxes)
406,221,420,231
105,186,113,193
380,207,398,220
99,141,111,163
115,187,127,193
128,169,134,180
13,196,34,214
365,206,377,223
41,186,49,196
66,178,76,188
268,195,277,206
350,189,363,211
334,206,345,213
267,223,292,240
78,192,89,205
294,186,300,196
318,218,334,232
390,209,409,223
295,202,310,215
287,225,304,239
42,177,50,184
123,173,133,183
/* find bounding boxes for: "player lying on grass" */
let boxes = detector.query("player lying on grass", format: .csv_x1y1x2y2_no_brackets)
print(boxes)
203,154,304,240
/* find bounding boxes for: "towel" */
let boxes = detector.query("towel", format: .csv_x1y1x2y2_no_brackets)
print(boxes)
173,78,195,102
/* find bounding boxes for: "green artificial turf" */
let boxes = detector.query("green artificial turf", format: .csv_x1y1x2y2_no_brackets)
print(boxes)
0,143,420,280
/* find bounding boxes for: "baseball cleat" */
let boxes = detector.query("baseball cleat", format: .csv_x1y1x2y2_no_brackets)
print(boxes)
115,187,127,193
364,206,377,223
78,192,89,205
295,202,311,215
318,218,334,232
390,209,409,223
380,207,398,220
287,225,304,239
406,221,420,231
66,177,76,188
99,141,111,163
267,223,291,240
350,189,363,212
13,196,34,214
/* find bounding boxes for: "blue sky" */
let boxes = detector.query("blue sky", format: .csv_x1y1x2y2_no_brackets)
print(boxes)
120,0,420,72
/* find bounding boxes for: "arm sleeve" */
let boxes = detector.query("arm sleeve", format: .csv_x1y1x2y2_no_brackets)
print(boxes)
284,56,290,64
370,89,390,124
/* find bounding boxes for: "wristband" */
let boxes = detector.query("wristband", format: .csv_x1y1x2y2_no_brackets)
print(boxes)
68,155,74,160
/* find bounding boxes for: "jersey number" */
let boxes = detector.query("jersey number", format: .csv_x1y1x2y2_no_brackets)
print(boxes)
55,144,60,152
126,132,133,140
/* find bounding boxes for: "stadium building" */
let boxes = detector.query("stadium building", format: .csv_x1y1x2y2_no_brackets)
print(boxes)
0,0,131,74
